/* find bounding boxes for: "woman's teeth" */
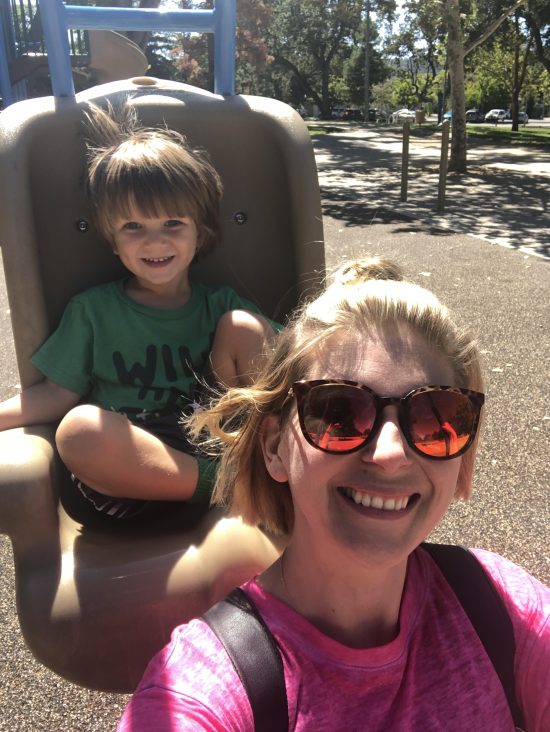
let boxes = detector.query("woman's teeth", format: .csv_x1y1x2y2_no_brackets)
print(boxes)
342,487,410,511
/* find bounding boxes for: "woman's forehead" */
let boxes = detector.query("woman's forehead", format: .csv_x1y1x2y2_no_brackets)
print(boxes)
307,328,456,391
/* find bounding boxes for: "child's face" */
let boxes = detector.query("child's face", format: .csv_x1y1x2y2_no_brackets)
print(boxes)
111,207,200,289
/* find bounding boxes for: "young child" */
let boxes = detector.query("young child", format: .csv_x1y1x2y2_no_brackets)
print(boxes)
0,102,273,519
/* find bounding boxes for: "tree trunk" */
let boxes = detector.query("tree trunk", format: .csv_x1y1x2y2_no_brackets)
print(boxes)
511,13,520,132
446,0,467,173
511,13,533,132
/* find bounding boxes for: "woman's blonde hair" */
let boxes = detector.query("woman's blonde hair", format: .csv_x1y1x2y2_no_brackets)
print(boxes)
190,256,485,535
82,101,223,255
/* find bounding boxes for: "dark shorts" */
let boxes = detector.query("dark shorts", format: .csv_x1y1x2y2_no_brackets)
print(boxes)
63,413,217,522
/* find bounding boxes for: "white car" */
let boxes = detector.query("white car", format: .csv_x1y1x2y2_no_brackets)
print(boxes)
484,108,507,122
389,109,416,124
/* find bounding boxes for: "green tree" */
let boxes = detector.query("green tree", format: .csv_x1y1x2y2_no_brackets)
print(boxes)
522,0,550,75
446,0,531,171
343,26,392,107
394,0,532,171
265,0,364,117
388,0,445,108
465,14,547,124
168,0,272,91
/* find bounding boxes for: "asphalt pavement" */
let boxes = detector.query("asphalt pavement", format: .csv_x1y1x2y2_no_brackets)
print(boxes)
0,124,549,731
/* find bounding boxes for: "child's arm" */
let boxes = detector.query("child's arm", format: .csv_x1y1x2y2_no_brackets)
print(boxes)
209,310,276,388
0,379,81,431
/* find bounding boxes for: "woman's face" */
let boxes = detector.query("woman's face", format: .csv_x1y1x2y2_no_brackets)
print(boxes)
261,325,463,569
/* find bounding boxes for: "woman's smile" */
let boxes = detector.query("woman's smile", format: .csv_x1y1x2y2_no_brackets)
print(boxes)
339,486,419,513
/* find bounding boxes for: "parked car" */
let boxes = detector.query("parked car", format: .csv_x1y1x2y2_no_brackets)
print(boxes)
484,108,507,122
504,110,529,124
465,108,485,122
389,108,416,124
342,108,363,121
367,108,388,122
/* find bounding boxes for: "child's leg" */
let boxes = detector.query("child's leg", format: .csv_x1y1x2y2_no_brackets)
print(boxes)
56,406,212,503
209,309,274,388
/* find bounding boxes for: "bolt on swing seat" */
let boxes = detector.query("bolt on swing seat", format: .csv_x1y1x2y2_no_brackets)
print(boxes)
0,5,324,693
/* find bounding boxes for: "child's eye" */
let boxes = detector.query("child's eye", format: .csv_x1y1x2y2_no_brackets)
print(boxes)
122,221,142,231
164,219,185,228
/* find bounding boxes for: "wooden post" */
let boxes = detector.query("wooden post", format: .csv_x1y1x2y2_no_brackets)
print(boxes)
437,119,450,212
400,120,410,202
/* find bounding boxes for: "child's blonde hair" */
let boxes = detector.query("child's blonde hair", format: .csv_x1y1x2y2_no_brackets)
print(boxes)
189,256,485,535
83,101,223,255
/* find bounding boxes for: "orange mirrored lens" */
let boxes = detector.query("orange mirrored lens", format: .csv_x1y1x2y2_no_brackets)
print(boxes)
408,391,474,457
304,384,376,452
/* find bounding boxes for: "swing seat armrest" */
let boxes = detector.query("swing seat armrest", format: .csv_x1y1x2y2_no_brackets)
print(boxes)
0,425,59,549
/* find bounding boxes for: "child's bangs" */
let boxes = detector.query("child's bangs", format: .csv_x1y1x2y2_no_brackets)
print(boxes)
103,168,197,225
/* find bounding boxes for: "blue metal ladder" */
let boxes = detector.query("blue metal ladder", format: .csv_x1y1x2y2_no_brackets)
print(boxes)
0,0,235,107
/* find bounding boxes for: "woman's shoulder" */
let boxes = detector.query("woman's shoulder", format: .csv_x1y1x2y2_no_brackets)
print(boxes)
471,548,549,622
139,617,240,691
117,617,253,731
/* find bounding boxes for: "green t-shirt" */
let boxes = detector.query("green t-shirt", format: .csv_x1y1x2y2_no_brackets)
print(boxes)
31,279,262,419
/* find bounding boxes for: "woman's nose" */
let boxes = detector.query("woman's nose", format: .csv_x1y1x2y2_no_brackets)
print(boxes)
360,411,412,472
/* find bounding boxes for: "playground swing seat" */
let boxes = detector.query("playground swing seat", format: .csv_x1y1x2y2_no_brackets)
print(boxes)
0,74,325,692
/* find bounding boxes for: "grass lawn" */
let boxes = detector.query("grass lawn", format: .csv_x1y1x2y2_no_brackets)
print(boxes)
307,120,550,149
465,124,550,148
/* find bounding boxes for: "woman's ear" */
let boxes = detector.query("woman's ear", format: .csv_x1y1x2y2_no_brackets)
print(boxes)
260,413,288,484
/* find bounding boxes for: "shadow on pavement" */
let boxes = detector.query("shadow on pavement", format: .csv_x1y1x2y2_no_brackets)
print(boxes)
314,130,550,259
321,197,456,238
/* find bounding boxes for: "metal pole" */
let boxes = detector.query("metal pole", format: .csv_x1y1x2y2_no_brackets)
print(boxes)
437,119,450,211
214,0,235,96
39,0,74,98
400,120,410,202
0,8,13,106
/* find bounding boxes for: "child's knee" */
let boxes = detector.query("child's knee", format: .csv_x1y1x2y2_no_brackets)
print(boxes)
56,404,114,460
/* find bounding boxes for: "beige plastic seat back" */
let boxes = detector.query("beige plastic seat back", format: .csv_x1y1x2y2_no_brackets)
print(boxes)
0,77,324,692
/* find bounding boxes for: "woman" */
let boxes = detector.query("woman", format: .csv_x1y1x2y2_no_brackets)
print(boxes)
118,257,549,731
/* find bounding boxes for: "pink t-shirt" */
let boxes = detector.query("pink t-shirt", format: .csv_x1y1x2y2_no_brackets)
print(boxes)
117,548,549,731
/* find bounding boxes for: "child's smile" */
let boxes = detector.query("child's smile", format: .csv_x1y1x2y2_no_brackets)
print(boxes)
141,255,176,267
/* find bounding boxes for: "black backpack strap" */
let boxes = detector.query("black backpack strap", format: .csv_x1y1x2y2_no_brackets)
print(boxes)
202,587,288,732
422,543,524,730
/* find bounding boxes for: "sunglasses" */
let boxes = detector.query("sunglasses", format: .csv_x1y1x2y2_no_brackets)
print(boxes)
289,380,485,460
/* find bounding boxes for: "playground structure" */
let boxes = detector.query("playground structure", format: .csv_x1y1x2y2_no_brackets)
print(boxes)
1,0,149,106
0,0,325,692
0,0,236,106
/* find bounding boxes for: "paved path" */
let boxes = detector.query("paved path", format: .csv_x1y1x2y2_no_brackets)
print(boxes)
0,129,549,731
314,125,550,258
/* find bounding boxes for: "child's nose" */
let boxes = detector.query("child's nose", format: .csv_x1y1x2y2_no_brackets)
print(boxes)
145,227,165,245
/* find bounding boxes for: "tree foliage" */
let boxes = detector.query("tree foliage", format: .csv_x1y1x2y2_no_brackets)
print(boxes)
160,0,394,115
390,0,550,171
265,0,364,117
523,0,550,75
388,0,445,107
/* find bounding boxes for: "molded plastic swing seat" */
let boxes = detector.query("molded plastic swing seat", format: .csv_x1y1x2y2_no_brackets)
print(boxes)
0,77,324,692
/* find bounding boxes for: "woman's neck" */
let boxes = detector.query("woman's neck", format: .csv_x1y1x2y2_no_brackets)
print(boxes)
261,542,409,648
